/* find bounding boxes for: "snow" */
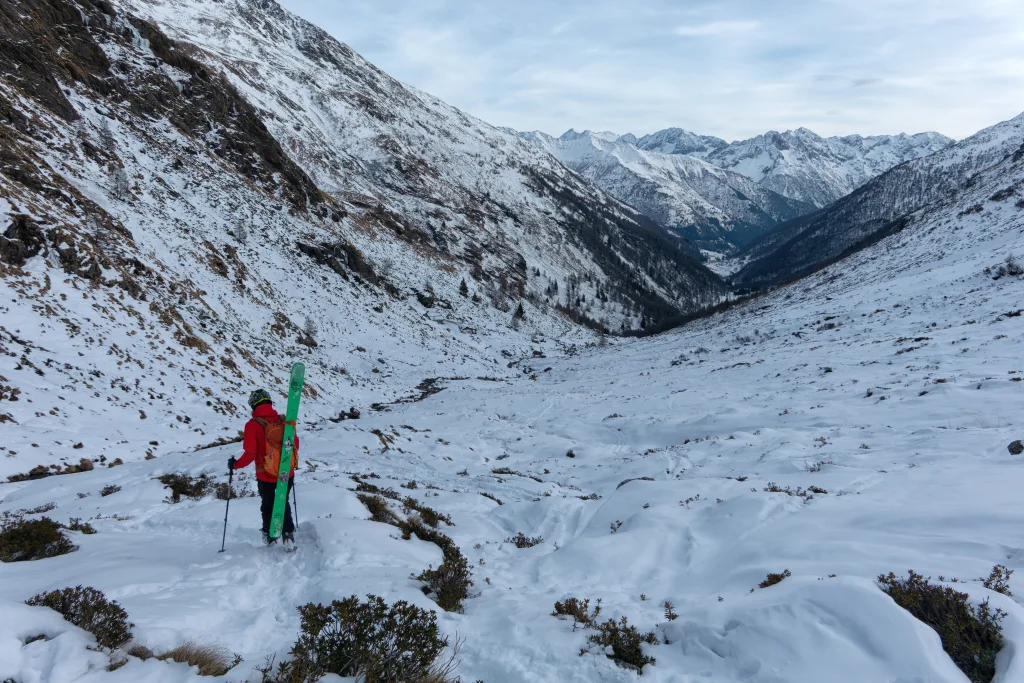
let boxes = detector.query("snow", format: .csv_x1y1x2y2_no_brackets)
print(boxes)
4,123,1024,681
522,129,812,251
636,126,955,208
3,1,1024,681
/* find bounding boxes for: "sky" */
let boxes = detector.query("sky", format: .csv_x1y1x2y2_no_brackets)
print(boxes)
278,0,1024,142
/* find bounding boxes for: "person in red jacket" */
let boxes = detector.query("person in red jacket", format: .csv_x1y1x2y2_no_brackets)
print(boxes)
228,389,299,545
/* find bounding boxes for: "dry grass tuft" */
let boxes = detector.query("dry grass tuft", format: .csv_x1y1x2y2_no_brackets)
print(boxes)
156,641,239,676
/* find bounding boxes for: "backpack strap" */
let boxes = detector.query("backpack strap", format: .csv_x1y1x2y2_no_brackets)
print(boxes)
251,417,269,463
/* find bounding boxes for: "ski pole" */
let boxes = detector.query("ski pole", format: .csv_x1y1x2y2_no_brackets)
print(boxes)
219,466,233,553
291,478,298,528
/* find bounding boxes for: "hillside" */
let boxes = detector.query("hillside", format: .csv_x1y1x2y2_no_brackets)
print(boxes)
0,0,728,482
732,112,1024,289
3,68,1024,681
117,0,725,325
522,130,812,252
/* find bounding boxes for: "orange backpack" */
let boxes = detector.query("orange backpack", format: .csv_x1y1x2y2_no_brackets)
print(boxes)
254,417,298,478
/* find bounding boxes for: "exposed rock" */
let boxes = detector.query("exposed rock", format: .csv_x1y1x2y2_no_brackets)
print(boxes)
0,215,47,266
1009,440,1023,456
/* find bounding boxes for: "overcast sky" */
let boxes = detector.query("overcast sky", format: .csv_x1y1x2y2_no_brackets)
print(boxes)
278,0,1024,142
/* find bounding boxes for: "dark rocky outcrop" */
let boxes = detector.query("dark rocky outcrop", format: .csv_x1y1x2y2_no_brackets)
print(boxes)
0,0,330,214
0,215,47,266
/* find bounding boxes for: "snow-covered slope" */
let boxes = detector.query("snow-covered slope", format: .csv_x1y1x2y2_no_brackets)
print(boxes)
522,130,813,252
733,113,1024,289
4,83,1024,682
0,0,729,482
637,127,953,208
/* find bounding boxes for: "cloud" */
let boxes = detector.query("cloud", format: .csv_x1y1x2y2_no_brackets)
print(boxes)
278,0,1024,141
674,20,760,37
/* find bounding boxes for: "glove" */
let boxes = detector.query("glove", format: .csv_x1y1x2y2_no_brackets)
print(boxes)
228,457,237,472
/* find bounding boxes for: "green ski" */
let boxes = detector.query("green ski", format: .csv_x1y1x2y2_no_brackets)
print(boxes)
270,362,305,541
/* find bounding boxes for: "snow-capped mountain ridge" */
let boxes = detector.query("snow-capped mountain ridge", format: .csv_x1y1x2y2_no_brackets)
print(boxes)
519,124,951,253
732,111,1024,288
634,127,729,158
522,129,813,252
636,126,954,207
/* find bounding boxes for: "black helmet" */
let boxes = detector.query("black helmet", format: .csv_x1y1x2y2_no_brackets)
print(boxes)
248,389,272,410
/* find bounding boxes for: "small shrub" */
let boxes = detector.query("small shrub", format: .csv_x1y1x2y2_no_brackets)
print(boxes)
587,617,657,672
357,494,400,525
758,569,792,589
100,485,121,497
156,473,212,503
566,449,576,458
0,513,77,562
66,518,97,535
663,600,678,621
215,482,254,500
354,481,402,501
880,570,1004,683
480,492,503,505
552,597,600,630
505,532,543,549
417,546,472,613
763,483,818,500
403,497,453,528
280,595,454,682
156,642,240,676
982,565,1013,597
126,642,155,660
616,476,655,489
1003,254,1024,277
355,492,470,612
25,586,132,649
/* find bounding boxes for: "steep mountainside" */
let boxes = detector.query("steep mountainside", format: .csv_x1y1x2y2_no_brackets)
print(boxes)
637,127,953,208
0,0,725,480
732,113,1024,289
117,0,725,327
522,130,813,252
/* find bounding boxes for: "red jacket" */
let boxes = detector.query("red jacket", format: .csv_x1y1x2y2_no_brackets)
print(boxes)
233,403,299,482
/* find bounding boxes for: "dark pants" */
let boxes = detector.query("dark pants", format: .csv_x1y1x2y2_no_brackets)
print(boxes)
257,479,294,536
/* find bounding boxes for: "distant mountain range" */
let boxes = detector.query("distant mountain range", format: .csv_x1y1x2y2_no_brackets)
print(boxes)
636,127,953,208
521,130,812,252
521,126,953,253
731,113,1024,289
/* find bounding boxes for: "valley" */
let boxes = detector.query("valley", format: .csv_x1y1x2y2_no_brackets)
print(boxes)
1,0,1023,681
